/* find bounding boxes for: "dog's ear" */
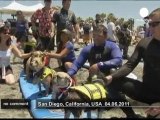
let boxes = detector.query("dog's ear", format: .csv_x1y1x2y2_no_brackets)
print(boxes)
52,75,58,84
40,51,46,61
52,71,58,82
57,72,70,79
42,50,47,57
40,51,44,55
30,51,35,57
41,58,46,66
32,51,38,57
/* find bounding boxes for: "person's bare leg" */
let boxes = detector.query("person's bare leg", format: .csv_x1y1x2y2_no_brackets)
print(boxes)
0,75,5,83
5,70,17,85
65,62,77,85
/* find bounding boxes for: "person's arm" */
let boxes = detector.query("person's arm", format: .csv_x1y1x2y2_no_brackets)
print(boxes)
112,23,117,41
72,13,79,42
47,42,73,59
112,42,142,78
47,49,68,59
25,19,29,33
74,24,79,42
52,11,58,24
97,42,122,71
112,24,116,34
67,46,91,76
11,45,31,59
104,40,143,85
31,10,39,31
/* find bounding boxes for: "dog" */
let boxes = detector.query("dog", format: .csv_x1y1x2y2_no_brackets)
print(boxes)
52,72,76,99
26,51,55,96
51,72,108,119
26,51,44,79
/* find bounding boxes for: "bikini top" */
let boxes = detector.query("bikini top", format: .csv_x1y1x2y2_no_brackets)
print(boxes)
0,49,12,67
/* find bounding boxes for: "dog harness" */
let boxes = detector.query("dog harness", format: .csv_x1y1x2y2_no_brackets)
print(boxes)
70,83,108,100
40,67,56,81
0,49,12,79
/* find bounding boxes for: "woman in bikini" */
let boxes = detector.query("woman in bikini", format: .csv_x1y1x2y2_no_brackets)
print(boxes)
0,22,31,85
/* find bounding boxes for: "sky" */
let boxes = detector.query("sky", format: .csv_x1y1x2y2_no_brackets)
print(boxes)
0,0,160,28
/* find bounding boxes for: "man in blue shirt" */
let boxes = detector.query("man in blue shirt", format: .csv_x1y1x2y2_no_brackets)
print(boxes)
68,25,122,77
15,10,29,45
67,24,139,118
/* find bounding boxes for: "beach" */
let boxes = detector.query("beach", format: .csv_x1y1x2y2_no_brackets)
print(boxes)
0,45,148,118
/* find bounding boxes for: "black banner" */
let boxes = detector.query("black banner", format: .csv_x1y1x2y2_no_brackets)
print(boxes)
1,99,30,109
36,99,131,109
1,99,157,109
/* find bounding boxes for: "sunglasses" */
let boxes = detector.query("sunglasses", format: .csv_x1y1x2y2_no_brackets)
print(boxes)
149,21,160,28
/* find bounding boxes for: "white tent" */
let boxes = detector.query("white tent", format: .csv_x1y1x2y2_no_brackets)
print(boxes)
26,3,44,13
0,1,44,16
0,1,27,14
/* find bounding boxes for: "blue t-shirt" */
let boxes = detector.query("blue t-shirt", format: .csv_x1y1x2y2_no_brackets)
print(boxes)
67,40,122,76
62,41,76,63
16,20,28,33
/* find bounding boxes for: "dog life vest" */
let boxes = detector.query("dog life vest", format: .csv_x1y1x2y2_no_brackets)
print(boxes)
40,67,56,81
24,35,37,47
70,83,107,100
24,41,36,47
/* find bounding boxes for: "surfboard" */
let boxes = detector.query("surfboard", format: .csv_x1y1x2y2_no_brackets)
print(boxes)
19,71,98,119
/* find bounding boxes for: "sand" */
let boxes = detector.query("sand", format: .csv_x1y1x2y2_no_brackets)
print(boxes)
0,45,148,118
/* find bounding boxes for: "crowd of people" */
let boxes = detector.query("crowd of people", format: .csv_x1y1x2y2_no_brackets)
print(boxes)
0,0,159,118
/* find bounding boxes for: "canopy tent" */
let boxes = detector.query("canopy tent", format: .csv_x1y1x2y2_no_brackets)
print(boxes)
26,3,44,13
0,1,44,16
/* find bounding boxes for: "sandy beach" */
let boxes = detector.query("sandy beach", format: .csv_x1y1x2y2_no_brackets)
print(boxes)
0,45,148,118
